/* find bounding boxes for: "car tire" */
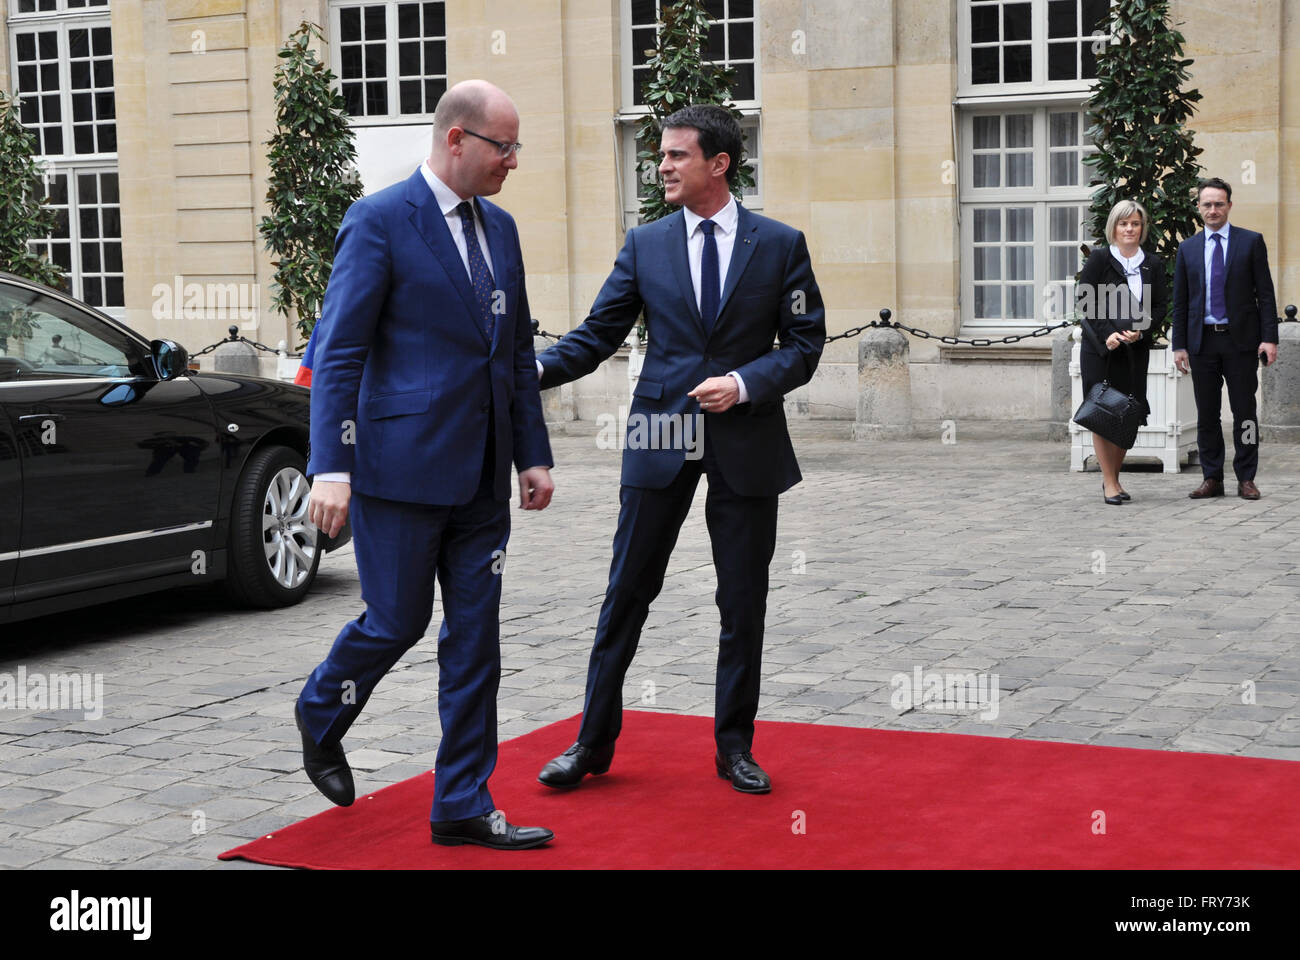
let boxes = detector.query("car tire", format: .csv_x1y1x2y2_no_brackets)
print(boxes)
225,444,321,608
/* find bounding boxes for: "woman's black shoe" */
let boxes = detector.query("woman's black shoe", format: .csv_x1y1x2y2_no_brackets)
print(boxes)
1118,489,1131,501
1102,484,1124,506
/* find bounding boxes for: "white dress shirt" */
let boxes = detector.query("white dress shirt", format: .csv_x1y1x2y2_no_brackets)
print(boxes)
1203,222,1229,324
315,163,489,486
537,195,749,403
1108,244,1145,303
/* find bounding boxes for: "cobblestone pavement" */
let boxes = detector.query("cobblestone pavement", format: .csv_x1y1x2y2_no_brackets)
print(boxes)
2,426,1298,869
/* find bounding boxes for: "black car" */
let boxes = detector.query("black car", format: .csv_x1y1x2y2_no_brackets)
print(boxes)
0,272,349,624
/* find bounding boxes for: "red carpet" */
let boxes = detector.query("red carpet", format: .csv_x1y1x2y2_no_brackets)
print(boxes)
220,710,1300,869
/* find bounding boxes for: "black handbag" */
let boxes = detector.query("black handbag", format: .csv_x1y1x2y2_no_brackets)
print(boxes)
1073,319,1143,450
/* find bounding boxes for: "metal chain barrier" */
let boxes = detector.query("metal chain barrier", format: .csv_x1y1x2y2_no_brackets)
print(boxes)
189,324,303,359
534,304,1298,347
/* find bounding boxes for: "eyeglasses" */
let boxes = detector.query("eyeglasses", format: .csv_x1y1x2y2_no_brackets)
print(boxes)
461,128,523,158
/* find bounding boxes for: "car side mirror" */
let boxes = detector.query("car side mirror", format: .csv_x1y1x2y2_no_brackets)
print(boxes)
151,339,189,381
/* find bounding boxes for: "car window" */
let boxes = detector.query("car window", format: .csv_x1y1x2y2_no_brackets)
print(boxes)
0,283,148,382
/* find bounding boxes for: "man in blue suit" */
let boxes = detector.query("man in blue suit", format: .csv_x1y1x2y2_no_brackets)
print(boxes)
1172,177,1278,500
298,80,557,849
536,105,826,794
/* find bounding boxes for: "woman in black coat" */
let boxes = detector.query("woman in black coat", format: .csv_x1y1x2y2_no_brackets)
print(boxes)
1077,199,1169,504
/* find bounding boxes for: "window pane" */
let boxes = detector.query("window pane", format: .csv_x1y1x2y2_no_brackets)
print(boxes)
975,247,1000,281
1008,285,1033,319
1008,247,1032,281
1050,206,1078,241
425,2,445,36
399,80,421,114
1081,42,1099,79
364,43,385,77
1004,44,1031,83
343,83,363,115
1050,151,1077,186
1003,3,1032,41
425,78,446,111
1083,0,1111,33
398,2,420,38
425,41,446,76
1048,41,1076,81
974,285,1001,319
971,5,999,44
398,42,420,75
1007,153,1032,187
1048,0,1076,39
342,46,362,78
16,33,35,61
1005,114,1032,148
365,81,387,114
340,6,361,42
1049,112,1077,146
729,22,753,60
365,5,386,40
1007,208,1033,242
631,0,656,26
973,155,999,188
973,115,1000,149
732,0,754,16
1051,247,1073,281
974,209,1001,242
972,47,999,84
732,66,755,101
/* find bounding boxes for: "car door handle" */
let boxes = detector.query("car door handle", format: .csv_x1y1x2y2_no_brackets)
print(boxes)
17,413,66,424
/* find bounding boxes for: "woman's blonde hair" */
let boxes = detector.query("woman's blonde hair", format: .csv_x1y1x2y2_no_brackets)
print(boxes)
1105,199,1150,245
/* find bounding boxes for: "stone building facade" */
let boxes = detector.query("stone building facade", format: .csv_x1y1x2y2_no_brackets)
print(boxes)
1,0,1295,433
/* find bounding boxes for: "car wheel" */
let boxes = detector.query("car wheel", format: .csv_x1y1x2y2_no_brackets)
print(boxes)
225,445,321,608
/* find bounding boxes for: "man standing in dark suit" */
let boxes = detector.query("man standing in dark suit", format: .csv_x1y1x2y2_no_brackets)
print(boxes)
536,105,826,794
298,80,557,849
1172,177,1279,500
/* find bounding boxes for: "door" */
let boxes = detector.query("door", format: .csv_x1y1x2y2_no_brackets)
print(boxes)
0,281,221,603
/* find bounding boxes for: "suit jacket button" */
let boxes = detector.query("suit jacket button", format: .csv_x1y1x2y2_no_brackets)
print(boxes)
480,402,489,413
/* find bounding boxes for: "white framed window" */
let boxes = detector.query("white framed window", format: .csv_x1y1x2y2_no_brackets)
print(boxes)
7,0,121,312
959,0,1112,95
618,0,761,228
958,106,1098,329
329,0,447,123
8,0,109,16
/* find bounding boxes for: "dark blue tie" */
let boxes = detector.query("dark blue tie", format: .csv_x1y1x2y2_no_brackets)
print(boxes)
1209,233,1226,322
699,219,720,335
456,200,495,341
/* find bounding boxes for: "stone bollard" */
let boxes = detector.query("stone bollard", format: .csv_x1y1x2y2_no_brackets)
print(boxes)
853,313,912,440
1047,326,1076,441
1260,305,1300,441
212,336,259,376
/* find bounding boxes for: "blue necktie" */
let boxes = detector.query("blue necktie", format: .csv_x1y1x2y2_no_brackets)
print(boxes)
1209,233,1226,322
456,200,496,341
699,219,720,335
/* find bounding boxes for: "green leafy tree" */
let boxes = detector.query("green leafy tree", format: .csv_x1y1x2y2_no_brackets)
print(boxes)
0,90,64,351
634,0,755,225
0,90,64,290
1082,0,1203,341
259,21,365,343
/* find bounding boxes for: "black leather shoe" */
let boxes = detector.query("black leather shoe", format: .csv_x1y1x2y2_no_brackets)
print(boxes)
716,752,772,794
294,700,354,807
1118,489,1131,501
430,811,553,850
1102,483,1123,506
537,741,615,788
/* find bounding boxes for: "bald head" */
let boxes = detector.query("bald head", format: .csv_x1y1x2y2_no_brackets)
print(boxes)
427,80,521,199
432,80,516,142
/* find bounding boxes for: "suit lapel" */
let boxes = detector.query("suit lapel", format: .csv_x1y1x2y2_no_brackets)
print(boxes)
405,171,489,347
716,205,759,327
665,211,705,338
1221,226,1242,280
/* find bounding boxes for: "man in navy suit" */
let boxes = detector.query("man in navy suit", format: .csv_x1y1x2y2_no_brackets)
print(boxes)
298,80,556,849
536,105,826,794
1172,177,1278,500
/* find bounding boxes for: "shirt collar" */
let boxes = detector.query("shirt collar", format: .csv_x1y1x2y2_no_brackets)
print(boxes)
683,195,738,238
1206,222,1230,242
420,161,472,218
